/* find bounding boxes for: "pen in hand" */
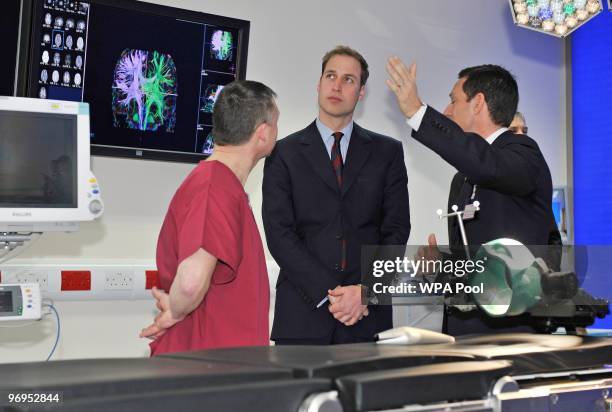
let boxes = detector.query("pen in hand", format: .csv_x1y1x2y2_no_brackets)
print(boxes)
316,296,329,308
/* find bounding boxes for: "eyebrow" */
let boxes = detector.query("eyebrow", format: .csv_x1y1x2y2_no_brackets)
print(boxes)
324,70,357,79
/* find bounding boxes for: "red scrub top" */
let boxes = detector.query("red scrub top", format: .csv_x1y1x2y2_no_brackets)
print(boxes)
150,160,270,355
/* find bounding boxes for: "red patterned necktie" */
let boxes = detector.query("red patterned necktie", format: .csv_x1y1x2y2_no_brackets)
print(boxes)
331,131,346,270
331,132,344,187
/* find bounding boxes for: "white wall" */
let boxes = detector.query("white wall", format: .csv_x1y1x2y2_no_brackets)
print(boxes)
0,0,564,363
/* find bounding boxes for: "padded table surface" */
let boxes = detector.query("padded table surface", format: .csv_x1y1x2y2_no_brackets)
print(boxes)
162,343,478,378
3,334,611,412
0,356,293,401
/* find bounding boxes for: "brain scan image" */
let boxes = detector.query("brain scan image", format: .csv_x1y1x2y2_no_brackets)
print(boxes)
65,35,73,49
51,70,59,83
53,52,61,66
39,87,47,99
43,33,51,44
201,132,214,155
64,54,71,66
210,30,233,61
201,84,224,113
112,49,178,132
66,19,74,29
63,71,71,84
74,73,81,86
54,33,62,48
75,55,83,69
54,16,63,27
40,69,48,82
76,37,84,50
44,13,52,25
77,20,86,31
42,50,50,64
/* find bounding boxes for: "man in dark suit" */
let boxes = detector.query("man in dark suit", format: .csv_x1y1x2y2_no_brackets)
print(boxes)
386,58,556,334
263,46,411,345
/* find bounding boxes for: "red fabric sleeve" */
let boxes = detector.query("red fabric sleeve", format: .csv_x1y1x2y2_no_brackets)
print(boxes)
177,181,242,284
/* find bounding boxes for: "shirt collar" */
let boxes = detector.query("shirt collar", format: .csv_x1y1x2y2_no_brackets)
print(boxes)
316,117,354,143
485,127,508,145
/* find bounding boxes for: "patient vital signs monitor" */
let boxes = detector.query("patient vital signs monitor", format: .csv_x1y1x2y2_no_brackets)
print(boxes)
0,283,42,321
0,96,103,231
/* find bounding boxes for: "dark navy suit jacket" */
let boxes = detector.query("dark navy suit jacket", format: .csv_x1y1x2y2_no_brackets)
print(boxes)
263,121,411,340
414,107,555,335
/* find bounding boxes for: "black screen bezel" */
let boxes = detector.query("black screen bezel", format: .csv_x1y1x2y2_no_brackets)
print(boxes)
23,0,250,163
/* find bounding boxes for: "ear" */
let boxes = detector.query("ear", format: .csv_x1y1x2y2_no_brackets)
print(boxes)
471,92,486,115
358,85,366,101
254,122,268,143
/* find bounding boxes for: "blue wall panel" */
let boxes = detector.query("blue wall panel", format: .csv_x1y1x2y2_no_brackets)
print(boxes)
571,5,612,328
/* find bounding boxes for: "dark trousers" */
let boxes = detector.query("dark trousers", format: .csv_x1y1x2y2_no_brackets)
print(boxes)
274,323,377,345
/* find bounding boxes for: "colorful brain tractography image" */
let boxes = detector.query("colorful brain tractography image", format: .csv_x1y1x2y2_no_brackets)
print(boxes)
201,132,214,155
210,30,233,61
112,49,178,132
201,84,224,113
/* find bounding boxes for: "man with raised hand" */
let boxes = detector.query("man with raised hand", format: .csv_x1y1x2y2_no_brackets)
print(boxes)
386,58,554,334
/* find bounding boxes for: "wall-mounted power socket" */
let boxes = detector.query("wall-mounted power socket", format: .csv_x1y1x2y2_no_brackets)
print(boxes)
105,270,134,290
2,270,49,291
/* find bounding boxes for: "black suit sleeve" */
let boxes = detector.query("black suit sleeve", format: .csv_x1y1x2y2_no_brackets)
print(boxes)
413,107,541,197
262,148,339,304
380,143,411,245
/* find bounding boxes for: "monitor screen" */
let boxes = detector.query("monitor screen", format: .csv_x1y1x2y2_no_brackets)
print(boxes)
0,96,102,227
26,0,249,162
0,109,77,208
0,291,13,313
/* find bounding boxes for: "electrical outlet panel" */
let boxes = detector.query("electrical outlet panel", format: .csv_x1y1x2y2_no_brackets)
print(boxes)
0,264,167,300
105,270,134,290
1,270,49,291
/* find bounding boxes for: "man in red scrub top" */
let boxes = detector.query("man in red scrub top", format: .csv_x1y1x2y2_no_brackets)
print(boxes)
140,80,279,355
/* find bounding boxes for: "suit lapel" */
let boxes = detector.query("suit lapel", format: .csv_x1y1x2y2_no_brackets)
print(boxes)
341,123,372,198
299,121,339,194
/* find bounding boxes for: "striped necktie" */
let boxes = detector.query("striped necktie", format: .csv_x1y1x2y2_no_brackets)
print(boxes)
331,131,346,270
331,131,344,187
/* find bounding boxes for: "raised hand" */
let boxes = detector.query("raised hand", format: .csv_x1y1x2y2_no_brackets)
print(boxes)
386,57,423,118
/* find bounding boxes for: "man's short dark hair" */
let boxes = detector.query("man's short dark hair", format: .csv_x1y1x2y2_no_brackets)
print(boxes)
212,80,277,146
458,65,518,127
321,45,369,86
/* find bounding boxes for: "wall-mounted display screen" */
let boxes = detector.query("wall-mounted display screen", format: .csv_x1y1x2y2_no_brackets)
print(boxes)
25,0,249,162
